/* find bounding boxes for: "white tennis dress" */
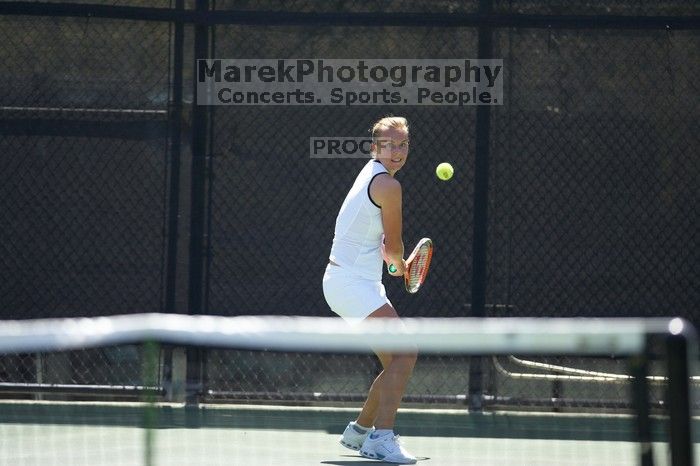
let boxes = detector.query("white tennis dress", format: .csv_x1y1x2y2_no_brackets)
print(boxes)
323,160,393,323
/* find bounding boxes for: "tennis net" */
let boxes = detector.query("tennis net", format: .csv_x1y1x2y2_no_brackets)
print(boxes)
0,314,695,466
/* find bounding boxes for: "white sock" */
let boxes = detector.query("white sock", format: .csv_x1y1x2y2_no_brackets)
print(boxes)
370,429,393,439
351,421,372,433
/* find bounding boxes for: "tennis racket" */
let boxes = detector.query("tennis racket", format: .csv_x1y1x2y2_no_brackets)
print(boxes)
385,237,434,293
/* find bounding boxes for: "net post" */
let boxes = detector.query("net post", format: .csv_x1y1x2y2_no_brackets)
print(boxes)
630,338,654,466
665,319,695,466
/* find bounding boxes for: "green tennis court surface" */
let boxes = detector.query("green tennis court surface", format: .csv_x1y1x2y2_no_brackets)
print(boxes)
2,401,696,465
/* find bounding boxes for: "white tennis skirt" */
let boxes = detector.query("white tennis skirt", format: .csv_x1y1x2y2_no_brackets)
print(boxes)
322,263,392,324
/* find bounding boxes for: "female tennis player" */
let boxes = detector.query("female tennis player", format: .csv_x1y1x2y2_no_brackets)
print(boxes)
322,116,417,464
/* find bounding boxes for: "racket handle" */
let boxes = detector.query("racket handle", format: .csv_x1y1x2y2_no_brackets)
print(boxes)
388,264,397,273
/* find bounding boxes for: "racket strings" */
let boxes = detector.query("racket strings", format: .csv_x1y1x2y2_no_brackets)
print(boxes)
407,246,431,290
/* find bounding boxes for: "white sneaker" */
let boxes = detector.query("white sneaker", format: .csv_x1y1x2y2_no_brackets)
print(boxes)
339,421,374,451
360,433,417,464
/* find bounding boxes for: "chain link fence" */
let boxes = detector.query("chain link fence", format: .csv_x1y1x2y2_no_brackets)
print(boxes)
0,14,172,319
0,12,172,396
0,1,698,409
484,25,698,407
488,26,698,320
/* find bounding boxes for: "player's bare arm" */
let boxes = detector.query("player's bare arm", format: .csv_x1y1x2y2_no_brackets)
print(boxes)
371,174,405,276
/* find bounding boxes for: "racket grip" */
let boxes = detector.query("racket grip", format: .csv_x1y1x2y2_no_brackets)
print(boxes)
388,264,397,273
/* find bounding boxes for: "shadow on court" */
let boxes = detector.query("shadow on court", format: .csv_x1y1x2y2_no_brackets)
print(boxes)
321,455,432,465
0,401,689,443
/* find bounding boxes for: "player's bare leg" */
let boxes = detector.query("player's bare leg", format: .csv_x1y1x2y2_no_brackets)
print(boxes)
361,304,416,429
355,351,391,428
357,304,418,464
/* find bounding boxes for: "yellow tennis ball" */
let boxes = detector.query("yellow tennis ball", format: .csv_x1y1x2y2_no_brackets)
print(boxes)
435,162,454,181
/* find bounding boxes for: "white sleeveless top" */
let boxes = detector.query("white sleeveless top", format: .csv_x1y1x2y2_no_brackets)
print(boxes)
329,160,389,280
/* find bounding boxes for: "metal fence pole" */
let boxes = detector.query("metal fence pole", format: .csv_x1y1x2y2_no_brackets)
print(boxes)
468,0,494,412
164,0,185,315
185,0,210,404
161,0,185,403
